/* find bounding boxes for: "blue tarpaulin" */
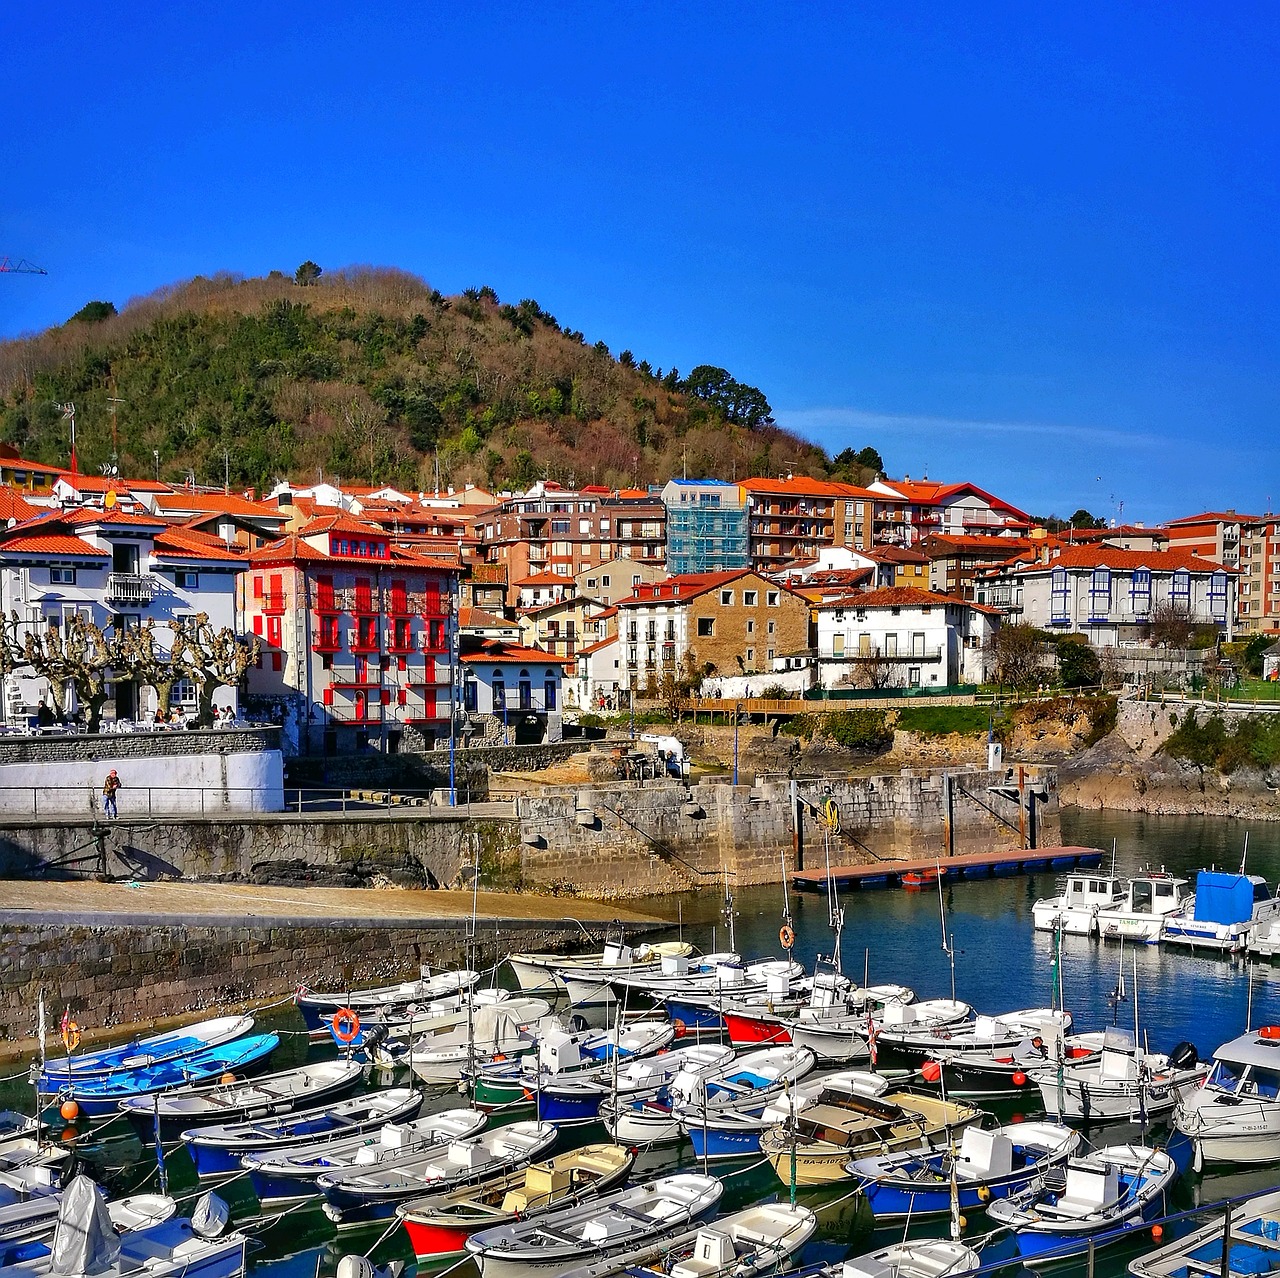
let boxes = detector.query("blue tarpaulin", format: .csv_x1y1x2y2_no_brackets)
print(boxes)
1193,871,1261,925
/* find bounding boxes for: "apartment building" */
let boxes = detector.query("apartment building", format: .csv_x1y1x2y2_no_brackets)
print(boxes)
740,476,879,571
868,479,1031,545
459,636,566,745
661,480,750,575
1163,511,1252,572
614,569,810,688
517,595,611,661
1240,517,1280,635
242,514,459,755
920,535,1035,599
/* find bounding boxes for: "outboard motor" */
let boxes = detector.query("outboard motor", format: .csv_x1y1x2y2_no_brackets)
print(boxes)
1168,1041,1198,1070
358,1023,389,1056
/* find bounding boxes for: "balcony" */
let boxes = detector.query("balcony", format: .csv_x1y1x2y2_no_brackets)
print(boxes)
387,630,416,654
106,573,157,605
822,646,943,663
261,591,286,614
348,628,381,654
312,632,342,654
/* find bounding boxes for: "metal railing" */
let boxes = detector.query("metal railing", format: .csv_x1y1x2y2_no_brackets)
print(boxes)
105,573,157,604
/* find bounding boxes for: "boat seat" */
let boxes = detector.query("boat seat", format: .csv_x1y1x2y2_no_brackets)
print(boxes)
524,1166,570,1197
1043,1166,1119,1219
446,1142,487,1169
733,1224,779,1247
958,1128,1013,1179
649,1197,690,1222
672,1230,736,1278
582,1214,633,1244
572,1154,622,1176
841,1259,894,1278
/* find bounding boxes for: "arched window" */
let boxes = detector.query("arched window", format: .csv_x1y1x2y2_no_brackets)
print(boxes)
518,669,533,711
492,672,506,712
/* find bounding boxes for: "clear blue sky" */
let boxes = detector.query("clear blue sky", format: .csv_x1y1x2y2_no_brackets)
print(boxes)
3,2,1277,523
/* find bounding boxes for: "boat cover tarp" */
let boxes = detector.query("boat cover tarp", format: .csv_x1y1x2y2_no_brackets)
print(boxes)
50,1176,119,1276
1193,873,1259,925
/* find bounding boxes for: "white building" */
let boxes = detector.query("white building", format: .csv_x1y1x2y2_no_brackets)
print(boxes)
813,587,997,689
979,547,1237,644
572,634,624,711
0,507,246,724
460,638,568,744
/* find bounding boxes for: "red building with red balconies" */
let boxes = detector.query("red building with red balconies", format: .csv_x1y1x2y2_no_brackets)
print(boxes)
241,513,459,754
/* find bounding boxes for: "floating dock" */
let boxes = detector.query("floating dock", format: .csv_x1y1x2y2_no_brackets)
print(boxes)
792,844,1104,892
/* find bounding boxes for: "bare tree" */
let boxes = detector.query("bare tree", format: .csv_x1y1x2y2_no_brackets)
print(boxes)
1147,602,1195,649
984,624,1050,690
117,620,183,719
11,614,126,731
171,613,261,726
851,648,904,691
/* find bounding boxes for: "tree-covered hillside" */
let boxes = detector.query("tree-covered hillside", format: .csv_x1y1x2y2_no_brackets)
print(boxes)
0,267,883,492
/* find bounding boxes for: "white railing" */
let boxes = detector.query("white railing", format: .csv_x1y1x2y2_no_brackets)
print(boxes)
105,573,157,604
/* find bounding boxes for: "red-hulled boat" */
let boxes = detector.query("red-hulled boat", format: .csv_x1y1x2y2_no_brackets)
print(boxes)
901,868,946,890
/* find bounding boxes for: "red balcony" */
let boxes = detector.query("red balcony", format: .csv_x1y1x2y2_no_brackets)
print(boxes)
349,628,381,654
387,628,416,654
313,631,342,654
262,591,287,614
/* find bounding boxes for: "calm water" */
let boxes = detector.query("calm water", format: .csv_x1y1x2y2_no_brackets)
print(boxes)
8,807,1280,1278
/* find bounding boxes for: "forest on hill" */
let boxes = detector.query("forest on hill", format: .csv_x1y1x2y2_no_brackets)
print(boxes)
0,266,884,493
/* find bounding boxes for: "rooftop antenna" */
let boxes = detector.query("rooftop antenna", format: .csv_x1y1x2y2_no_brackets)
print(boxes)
223,449,230,494
106,396,124,477
55,403,77,474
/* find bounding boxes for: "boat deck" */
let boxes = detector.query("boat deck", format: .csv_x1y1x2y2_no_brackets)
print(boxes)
792,846,1104,892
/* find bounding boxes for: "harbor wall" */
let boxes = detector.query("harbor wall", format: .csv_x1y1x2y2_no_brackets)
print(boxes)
0,917,616,1042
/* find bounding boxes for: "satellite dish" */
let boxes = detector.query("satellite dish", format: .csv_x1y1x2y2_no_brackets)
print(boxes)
103,490,117,509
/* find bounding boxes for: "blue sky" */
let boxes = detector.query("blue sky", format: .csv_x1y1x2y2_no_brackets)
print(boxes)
2,2,1277,523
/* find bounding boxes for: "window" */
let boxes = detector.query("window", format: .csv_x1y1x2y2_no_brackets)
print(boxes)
720,590,734,605
1130,568,1151,614
518,675,532,710
767,591,779,607
746,619,754,634
1090,567,1111,616
50,567,75,585
492,675,506,711
767,620,776,635
633,575,641,586
602,575,611,587
697,617,715,637
743,590,757,606
586,578,597,589
579,519,591,535
1210,571,1228,622
745,648,754,664
176,570,199,589
551,520,570,535
1051,567,1069,622
1171,568,1191,608
767,648,775,660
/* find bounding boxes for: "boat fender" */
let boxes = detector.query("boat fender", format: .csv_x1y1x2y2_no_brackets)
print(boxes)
1012,1071,1028,1087
920,1061,942,1083
330,1008,361,1044
673,1019,687,1040
1152,1225,1164,1240
977,1186,991,1202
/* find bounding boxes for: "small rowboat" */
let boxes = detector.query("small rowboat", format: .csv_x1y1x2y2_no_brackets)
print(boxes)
182,1087,423,1178
119,1059,363,1138
817,1240,981,1278
396,1144,634,1259
296,969,479,1035
900,869,944,890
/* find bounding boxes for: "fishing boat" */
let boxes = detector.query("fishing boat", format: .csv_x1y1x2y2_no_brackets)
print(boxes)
787,997,966,1066
1127,1186,1280,1278
1032,873,1127,936
507,937,697,996
878,1008,1071,1067
555,1202,818,1278
758,1072,984,1185
1162,866,1280,952
119,1059,363,1138
856,1000,977,1066
723,975,912,1048
464,1172,723,1278
0,1165,64,1252
814,1240,981,1278
598,1045,737,1145
37,1014,256,1087
927,1030,1108,1096
659,960,808,1033
674,1045,817,1161
1175,1027,1280,1166
3,1176,248,1278
296,968,479,1036
395,1144,634,1259
1095,870,1190,944
558,943,709,1008
54,1034,280,1118
1031,1027,1204,1122
467,1020,675,1111
243,1108,487,1206
398,998,552,1085
537,1042,734,1127
986,1144,1178,1260
0,1116,75,1174
318,1121,558,1229
180,1087,423,1178
847,1121,1082,1218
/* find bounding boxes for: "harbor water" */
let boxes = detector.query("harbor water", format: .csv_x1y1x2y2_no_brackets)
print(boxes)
6,807,1280,1278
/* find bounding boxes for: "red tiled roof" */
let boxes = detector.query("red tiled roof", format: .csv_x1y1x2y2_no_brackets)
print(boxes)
62,507,168,528
153,492,284,519
0,487,37,522
298,513,386,538
458,607,518,630
742,476,876,498
920,534,1034,554
1164,511,1259,526
577,635,619,656
152,529,246,562
1016,546,1233,574
57,474,172,493
514,572,575,587
460,638,570,665
0,533,108,558
816,586,970,610
247,535,332,565
879,479,1030,520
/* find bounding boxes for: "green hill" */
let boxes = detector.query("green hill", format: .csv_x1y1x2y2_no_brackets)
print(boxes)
0,266,881,493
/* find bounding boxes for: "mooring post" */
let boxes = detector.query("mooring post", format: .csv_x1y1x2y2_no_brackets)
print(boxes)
1017,764,1027,849
942,772,954,859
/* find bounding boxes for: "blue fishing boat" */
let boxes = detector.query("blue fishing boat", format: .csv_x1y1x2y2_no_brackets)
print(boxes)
55,1034,279,1118
986,1144,1178,1260
848,1121,1081,1218
38,1014,255,1087
182,1088,423,1178
1128,1186,1280,1278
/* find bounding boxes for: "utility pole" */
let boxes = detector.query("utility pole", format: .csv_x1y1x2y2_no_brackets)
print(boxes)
55,404,77,475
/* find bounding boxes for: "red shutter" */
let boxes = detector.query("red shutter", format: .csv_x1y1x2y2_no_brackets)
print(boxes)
322,687,333,706
397,688,407,706
252,575,263,599
252,615,263,635
381,689,391,705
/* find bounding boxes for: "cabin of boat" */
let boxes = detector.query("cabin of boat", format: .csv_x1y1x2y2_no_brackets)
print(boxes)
1032,874,1126,936
1096,870,1190,943
1163,872,1280,949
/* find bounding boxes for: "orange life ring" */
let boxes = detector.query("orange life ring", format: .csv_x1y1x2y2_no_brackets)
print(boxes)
779,925,796,949
61,1022,81,1052
330,1007,361,1043
1259,1026,1280,1040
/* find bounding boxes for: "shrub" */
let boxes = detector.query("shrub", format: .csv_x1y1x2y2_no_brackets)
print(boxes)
823,710,893,753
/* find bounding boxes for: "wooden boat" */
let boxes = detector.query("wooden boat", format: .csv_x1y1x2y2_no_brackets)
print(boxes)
556,1202,818,1278
759,1072,984,1185
817,1240,981,1278
243,1108,486,1206
319,1121,557,1229
1176,1027,1280,1165
1128,1186,1280,1278
1031,1028,1204,1121
37,1014,255,1087
119,1059,363,1138
464,1172,723,1278
599,1045,736,1145
57,1034,280,1118
296,968,478,1035
848,1121,1081,1218
986,1144,1178,1260
396,1144,634,1259
181,1087,423,1178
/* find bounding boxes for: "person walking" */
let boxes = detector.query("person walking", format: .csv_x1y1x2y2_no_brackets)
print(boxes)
102,769,121,819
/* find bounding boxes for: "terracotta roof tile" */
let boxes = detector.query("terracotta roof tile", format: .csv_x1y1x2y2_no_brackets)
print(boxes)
0,533,109,558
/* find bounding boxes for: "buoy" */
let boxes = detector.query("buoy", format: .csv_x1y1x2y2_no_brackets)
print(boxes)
1012,1071,1028,1087
920,1060,943,1083
59,1099,79,1121
977,1186,991,1202
1260,1027,1280,1040
220,1073,237,1085
673,1019,688,1040
958,1216,967,1230
1152,1225,1164,1240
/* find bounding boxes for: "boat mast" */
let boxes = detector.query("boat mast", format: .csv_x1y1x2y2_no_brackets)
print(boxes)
824,828,844,975
936,863,956,1004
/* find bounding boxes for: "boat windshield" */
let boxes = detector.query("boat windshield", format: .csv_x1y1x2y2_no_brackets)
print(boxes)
1208,1058,1245,1092
1242,1066,1280,1099
1131,881,1154,913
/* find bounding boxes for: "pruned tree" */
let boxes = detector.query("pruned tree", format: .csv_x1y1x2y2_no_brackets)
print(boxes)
659,649,704,722
11,613,125,731
171,613,261,726
1147,602,1195,649
117,620,182,719
852,648,904,691
984,623,1050,690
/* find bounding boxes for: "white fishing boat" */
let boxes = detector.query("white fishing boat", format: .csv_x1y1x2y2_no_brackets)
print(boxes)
787,997,968,1065
859,999,977,1064
930,1029,1109,1096
464,1172,723,1278
884,1008,1072,1064
1031,1027,1204,1121
815,1240,981,1278
1163,867,1280,952
558,944,711,1007
296,968,479,1034
1032,873,1127,936
507,939,697,996
555,1202,818,1278
1128,1186,1280,1278
987,1144,1178,1260
1096,870,1190,944
379,998,552,1083
1176,1026,1280,1165
599,1045,737,1144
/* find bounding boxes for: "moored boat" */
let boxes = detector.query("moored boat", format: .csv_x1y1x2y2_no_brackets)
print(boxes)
1175,1026,1280,1165
599,1045,737,1145
1127,1186,1280,1278
1032,873,1127,936
296,969,479,1036
1162,869,1280,952
396,1144,634,1259
1096,870,1190,944
815,1240,981,1278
